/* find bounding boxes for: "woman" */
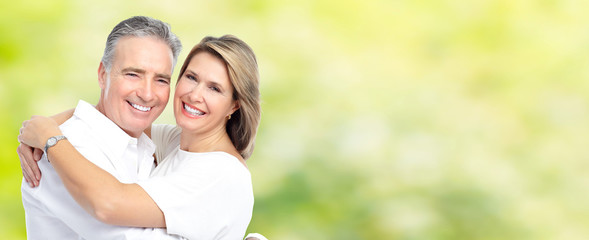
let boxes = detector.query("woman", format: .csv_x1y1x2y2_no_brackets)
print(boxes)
18,35,261,239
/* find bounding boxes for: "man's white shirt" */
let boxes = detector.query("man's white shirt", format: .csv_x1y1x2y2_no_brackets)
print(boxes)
21,100,182,240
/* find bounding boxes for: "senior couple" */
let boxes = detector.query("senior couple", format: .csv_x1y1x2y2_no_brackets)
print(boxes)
17,16,267,240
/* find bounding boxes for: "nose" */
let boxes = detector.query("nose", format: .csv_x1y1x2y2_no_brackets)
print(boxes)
137,80,154,102
188,84,204,103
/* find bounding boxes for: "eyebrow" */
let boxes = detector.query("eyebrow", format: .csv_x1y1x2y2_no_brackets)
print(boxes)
186,69,226,91
123,67,171,80
185,70,198,78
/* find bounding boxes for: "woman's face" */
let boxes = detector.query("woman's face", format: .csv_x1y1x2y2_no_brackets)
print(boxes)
174,51,238,135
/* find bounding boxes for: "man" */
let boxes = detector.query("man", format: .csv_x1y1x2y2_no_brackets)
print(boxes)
17,16,184,239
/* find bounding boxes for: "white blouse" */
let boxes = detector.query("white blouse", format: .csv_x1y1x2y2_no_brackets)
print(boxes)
139,124,254,239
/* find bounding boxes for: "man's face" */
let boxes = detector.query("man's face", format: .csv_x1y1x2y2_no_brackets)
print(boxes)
97,36,173,137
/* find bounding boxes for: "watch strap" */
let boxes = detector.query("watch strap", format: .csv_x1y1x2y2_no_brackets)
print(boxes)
44,135,67,153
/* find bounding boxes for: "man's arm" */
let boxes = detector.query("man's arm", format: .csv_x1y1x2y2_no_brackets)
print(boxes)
18,109,74,187
19,115,166,228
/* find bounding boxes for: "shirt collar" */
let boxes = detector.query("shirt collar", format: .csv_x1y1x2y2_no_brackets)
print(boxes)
72,100,155,159
137,131,156,159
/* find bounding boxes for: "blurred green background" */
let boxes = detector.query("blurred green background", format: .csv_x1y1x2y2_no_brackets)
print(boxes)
2,0,589,239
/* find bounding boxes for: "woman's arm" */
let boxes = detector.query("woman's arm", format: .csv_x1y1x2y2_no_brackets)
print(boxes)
18,116,165,228
52,108,75,125
19,109,75,187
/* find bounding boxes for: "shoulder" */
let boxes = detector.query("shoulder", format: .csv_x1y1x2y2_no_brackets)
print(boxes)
152,124,181,138
59,116,93,143
151,124,181,149
59,100,101,139
152,124,181,163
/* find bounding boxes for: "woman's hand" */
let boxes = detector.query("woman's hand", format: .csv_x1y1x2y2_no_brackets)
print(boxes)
18,115,63,150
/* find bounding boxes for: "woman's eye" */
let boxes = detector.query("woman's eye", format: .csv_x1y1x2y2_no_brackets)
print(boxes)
187,75,196,81
211,86,220,92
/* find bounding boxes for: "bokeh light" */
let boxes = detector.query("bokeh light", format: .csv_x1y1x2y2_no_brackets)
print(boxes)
2,0,589,239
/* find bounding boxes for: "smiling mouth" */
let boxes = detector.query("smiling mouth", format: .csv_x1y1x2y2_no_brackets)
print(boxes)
183,102,204,116
128,101,152,112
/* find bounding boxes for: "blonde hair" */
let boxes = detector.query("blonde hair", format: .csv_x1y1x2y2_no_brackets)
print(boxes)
177,35,261,160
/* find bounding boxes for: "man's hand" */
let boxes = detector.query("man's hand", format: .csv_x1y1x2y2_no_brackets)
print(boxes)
17,115,60,188
16,111,72,187
17,143,43,187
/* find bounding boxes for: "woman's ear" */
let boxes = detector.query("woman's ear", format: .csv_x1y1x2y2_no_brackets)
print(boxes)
231,100,240,115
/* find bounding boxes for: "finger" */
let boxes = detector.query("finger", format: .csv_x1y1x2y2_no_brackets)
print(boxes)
17,146,35,187
32,148,43,180
17,144,38,187
22,165,34,188
24,146,42,184
33,148,43,162
19,153,30,184
17,132,26,145
19,145,38,187
21,165,33,188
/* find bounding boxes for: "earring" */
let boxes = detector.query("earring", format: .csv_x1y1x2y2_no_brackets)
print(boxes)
227,114,232,120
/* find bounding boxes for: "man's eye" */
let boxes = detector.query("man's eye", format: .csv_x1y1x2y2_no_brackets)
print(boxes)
186,75,196,81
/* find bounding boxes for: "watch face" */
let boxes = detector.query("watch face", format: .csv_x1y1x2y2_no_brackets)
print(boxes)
48,137,57,146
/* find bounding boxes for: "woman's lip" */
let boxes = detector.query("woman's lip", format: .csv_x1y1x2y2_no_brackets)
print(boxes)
181,106,204,119
183,101,205,113
181,102,206,118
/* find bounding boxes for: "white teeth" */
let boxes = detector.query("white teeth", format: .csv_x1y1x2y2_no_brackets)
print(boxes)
130,102,151,112
184,103,204,116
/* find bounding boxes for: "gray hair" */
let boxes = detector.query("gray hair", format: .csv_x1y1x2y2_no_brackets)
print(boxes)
101,16,182,72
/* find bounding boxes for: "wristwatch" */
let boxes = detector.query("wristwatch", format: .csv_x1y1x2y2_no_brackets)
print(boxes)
44,135,67,153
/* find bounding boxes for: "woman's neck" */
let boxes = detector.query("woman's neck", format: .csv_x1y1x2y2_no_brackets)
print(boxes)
179,127,233,154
